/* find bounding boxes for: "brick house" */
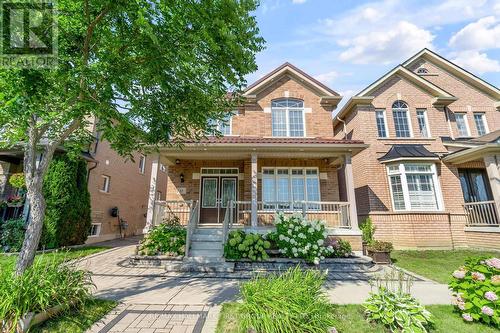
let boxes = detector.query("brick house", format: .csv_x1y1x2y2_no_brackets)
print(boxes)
147,63,368,253
333,49,500,250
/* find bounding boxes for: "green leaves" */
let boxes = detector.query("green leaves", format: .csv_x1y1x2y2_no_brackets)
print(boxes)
223,230,268,261
138,217,186,256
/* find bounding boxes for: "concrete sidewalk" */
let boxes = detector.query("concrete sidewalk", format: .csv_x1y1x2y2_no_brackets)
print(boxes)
81,237,452,333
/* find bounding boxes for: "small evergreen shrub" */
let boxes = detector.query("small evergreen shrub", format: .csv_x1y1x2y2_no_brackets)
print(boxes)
8,173,25,189
138,217,186,256
41,155,91,248
367,240,393,252
449,257,500,328
0,218,25,252
239,267,336,333
224,230,270,261
275,213,332,264
360,217,376,244
325,237,352,258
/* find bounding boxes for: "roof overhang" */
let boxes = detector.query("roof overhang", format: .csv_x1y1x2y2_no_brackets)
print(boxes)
403,48,500,100
443,143,500,164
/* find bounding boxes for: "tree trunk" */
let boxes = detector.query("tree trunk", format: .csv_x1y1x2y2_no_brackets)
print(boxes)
14,179,46,275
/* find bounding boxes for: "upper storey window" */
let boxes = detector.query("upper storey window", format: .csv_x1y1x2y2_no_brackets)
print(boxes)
473,113,488,136
271,98,305,137
455,113,470,137
392,101,412,138
208,112,234,136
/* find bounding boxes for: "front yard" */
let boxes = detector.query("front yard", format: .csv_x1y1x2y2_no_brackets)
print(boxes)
216,303,500,333
391,249,499,283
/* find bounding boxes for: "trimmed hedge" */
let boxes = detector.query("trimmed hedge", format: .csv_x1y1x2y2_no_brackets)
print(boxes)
41,155,91,248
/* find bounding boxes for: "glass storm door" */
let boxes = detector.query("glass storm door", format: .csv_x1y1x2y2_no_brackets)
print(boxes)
458,169,493,203
200,176,237,223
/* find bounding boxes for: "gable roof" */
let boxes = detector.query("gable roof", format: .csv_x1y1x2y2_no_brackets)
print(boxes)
244,63,341,104
403,48,500,100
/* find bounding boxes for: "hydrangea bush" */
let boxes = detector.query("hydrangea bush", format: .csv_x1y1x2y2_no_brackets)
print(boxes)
224,230,270,261
449,257,500,328
138,217,186,256
274,213,332,264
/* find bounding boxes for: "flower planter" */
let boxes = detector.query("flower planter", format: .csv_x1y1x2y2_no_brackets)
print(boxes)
1,303,71,333
368,250,391,264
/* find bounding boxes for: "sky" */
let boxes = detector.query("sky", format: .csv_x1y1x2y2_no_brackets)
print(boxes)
248,0,500,107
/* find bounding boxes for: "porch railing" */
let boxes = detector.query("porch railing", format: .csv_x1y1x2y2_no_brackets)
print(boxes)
184,201,199,258
152,200,194,226
224,201,351,229
463,200,500,227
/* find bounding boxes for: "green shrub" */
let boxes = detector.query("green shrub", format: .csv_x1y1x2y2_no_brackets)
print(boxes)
364,270,433,332
360,217,376,244
367,240,393,252
449,257,500,328
8,173,25,189
1,218,25,252
0,257,93,333
41,155,91,248
138,217,186,256
224,230,270,261
239,266,336,333
325,238,352,258
275,213,332,264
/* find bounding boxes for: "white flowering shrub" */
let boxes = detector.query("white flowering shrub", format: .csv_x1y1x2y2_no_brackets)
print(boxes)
274,213,332,264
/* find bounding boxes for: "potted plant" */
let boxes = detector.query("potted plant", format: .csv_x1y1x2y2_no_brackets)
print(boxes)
7,195,24,207
360,218,376,256
367,240,393,264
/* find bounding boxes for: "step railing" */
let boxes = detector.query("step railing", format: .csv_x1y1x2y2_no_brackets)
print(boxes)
463,200,500,227
153,200,193,226
184,201,199,258
221,201,234,244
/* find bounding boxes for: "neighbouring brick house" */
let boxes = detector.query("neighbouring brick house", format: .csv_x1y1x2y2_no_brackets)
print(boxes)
147,63,368,252
333,48,500,250
0,118,168,244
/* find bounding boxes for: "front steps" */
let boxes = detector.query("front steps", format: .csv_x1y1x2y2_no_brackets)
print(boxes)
188,227,224,258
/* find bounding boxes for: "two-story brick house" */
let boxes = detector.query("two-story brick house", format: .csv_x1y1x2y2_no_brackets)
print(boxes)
146,63,368,254
334,49,500,250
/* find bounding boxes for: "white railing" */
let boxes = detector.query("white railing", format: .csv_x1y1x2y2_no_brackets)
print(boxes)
464,201,499,227
184,201,199,258
153,200,194,226
224,201,351,229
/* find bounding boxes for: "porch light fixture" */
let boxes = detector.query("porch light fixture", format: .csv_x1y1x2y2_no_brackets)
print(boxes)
180,173,185,183
175,159,181,164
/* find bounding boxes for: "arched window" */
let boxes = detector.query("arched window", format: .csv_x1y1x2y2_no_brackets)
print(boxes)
271,98,305,137
392,100,412,137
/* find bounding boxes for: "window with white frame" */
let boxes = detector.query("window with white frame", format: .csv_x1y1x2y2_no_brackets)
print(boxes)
271,98,305,137
101,175,110,193
89,223,101,237
387,163,442,211
208,112,235,136
375,110,388,138
262,167,319,208
392,101,412,138
455,113,470,137
416,109,430,138
473,113,488,136
139,154,146,174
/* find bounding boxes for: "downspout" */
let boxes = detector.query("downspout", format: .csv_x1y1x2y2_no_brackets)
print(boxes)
336,117,347,139
444,106,455,140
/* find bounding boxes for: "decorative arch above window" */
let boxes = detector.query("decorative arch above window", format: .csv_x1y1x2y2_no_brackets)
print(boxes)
417,67,429,74
392,100,412,137
271,98,305,137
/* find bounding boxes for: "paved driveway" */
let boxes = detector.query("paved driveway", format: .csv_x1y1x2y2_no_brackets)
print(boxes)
82,237,452,333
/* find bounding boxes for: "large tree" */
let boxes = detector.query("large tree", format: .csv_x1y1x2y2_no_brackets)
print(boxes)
0,0,264,275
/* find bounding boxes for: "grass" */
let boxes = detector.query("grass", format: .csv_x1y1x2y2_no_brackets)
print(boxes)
0,246,109,271
30,299,117,333
216,303,500,333
391,249,498,284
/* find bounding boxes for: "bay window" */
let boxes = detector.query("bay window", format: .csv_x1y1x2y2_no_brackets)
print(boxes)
387,163,443,211
262,167,320,208
271,98,305,137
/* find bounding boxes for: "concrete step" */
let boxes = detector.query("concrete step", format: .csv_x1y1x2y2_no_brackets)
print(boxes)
165,260,234,273
191,233,223,242
190,241,223,250
189,249,223,258
193,228,223,236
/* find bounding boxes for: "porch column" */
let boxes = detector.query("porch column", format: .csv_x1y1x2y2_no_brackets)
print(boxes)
144,154,161,233
344,154,360,230
251,153,258,227
484,154,500,220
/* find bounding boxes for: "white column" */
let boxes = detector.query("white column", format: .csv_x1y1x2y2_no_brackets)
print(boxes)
344,154,360,230
251,153,258,227
144,154,160,233
484,154,500,220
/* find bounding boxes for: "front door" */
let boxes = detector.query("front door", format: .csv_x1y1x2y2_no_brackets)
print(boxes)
458,169,493,203
200,176,237,223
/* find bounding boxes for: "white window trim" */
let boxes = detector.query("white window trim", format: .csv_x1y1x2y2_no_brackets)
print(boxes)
375,109,388,138
455,113,471,137
473,113,489,135
100,175,110,193
271,102,306,137
392,105,413,138
416,109,431,138
386,163,444,212
261,167,321,203
139,154,146,174
89,223,101,237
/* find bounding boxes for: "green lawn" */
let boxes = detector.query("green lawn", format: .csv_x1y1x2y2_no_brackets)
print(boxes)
0,246,109,271
216,303,499,333
30,299,117,333
391,249,498,284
